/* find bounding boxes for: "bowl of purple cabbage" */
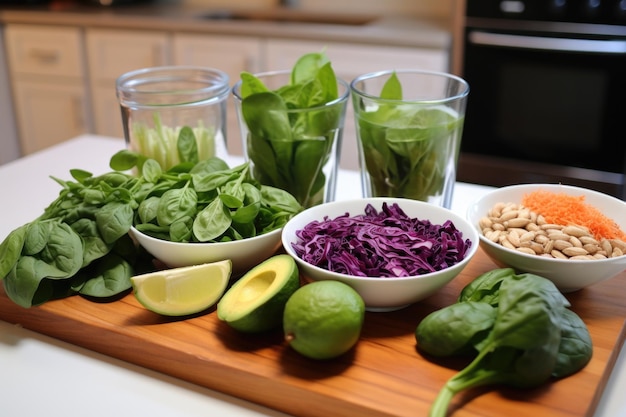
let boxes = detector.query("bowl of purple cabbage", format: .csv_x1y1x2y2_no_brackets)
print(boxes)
281,198,479,311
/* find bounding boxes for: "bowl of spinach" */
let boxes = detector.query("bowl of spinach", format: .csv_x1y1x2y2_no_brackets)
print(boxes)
117,133,303,275
233,52,349,208
0,127,304,310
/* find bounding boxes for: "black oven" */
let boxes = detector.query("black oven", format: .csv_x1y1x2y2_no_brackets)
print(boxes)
457,0,626,199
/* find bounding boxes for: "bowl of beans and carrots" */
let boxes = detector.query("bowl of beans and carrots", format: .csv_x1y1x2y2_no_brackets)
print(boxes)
466,183,626,292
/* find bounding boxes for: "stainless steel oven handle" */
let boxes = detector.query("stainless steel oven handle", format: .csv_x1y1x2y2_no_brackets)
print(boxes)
469,31,626,54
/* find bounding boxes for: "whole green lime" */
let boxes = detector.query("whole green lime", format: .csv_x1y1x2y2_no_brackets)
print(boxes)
283,280,365,360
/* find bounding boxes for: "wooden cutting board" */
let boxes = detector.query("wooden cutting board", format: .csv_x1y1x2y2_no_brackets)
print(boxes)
1,249,625,417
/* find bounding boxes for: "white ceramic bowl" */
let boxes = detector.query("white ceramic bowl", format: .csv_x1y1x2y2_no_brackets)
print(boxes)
129,226,282,275
281,198,479,312
467,183,626,292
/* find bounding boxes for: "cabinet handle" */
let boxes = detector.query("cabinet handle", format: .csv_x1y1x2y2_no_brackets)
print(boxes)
29,48,60,64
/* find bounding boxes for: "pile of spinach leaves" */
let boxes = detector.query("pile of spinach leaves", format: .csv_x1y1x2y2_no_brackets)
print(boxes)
415,268,593,417
238,51,346,208
0,127,302,308
354,72,464,202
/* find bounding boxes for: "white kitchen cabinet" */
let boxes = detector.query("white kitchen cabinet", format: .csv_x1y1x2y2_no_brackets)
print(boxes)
3,21,450,165
86,29,171,139
265,39,449,170
265,39,448,78
172,33,263,156
11,81,88,155
4,24,91,154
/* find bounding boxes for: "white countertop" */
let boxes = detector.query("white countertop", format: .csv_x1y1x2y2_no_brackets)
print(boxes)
1,135,624,417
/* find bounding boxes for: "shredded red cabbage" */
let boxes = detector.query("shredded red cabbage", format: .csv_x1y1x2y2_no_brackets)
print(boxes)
292,203,472,278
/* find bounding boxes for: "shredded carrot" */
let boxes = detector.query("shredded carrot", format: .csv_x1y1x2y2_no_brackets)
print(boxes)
522,190,626,241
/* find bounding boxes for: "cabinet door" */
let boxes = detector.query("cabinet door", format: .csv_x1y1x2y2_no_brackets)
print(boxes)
265,39,448,78
5,24,84,78
86,29,171,138
265,39,449,170
12,80,90,154
173,34,263,156
91,84,124,139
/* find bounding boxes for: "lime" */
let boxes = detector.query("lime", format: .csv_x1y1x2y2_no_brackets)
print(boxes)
131,259,232,316
283,280,365,360
217,254,300,333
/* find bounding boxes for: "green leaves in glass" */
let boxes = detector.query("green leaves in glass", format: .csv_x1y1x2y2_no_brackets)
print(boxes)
356,71,464,202
239,51,345,208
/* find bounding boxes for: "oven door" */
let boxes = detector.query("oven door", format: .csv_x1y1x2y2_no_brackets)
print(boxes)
459,27,626,198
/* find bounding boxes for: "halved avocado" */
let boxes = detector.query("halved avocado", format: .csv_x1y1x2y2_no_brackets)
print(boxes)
217,254,300,332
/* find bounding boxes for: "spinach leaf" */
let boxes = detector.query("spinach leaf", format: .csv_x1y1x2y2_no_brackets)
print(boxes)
0,225,27,279
3,222,84,307
156,183,198,226
72,253,133,298
34,221,84,279
141,159,162,183
95,201,133,244
23,221,53,255
192,163,248,192
553,308,593,378
190,157,230,175
416,301,496,357
458,267,516,305
137,196,160,224
177,126,199,164
70,218,113,267
290,51,330,85
193,197,232,242
70,168,93,183
240,71,270,98
420,270,593,417
109,149,142,171
4,259,69,308
380,71,402,99
169,215,194,242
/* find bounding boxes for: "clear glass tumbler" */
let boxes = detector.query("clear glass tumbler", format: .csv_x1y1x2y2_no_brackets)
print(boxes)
116,66,230,172
233,70,349,208
350,69,469,209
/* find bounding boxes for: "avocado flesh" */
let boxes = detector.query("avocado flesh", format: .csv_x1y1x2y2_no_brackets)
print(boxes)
217,254,300,332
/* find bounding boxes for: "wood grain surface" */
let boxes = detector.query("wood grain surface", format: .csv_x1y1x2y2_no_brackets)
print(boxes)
1,249,625,417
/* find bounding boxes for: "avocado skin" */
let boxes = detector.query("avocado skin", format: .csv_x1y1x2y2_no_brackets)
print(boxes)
217,254,300,333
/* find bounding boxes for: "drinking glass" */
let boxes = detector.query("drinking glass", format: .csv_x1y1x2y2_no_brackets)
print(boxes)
116,66,230,172
350,69,469,208
233,70,349,208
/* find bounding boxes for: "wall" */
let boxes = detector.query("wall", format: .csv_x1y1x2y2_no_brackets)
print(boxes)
0,28,21,165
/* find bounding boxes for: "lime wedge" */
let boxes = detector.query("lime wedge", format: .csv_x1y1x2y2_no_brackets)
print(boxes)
131,260,232,316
